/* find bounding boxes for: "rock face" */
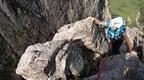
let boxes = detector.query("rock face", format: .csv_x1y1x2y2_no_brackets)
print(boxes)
0,0,108,56
16,41,84,80
0,35,21,80
16,17,144,80
84,52,144,80
1,0,144,80
126,27,144,62
53,17,108,53
126,27,143,45
0,0,109,79
16,17,109,80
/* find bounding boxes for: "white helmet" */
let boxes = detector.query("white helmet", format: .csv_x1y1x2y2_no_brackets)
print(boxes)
111,17,126,29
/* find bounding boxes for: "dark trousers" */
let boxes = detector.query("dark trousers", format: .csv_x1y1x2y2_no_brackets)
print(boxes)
109,38,123,55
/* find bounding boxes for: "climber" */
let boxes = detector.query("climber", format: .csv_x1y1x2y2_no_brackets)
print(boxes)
95,17,136,56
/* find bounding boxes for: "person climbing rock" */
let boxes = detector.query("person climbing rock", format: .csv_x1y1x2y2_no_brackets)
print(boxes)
95,17,138,80
95,17,136,56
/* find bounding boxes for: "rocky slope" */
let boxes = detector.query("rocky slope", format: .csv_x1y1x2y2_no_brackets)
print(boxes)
0,0,110,80
84,52,144,80
0,0,143,80
16,17,108,80
0,0,110,56
16,17,144,80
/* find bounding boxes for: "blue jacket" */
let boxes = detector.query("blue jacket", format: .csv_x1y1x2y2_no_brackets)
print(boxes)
105,19,126,40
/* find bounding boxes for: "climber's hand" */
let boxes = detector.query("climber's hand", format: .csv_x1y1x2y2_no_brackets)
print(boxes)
95,18,105,28
95,18,100,24
130,51,137,57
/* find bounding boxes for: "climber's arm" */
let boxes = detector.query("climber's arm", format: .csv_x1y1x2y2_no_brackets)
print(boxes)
95,18,106,28
123,32,132,52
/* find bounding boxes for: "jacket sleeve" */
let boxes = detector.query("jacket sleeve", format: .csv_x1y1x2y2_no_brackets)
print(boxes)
105,19,110,29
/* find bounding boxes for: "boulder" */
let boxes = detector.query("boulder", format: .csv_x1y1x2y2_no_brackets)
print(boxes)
53,17,109,54
0,0,110,79
16,17,144,80
16,17,109,80
84,52,144,80
16,40,84,80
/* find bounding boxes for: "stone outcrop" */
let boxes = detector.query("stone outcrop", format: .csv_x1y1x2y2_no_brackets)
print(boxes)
16,17,109,80
126,27,144,62
0,0,109,79
16,41,84,80
0,0,108,56
84,52,144,80
126,27,143,45
0,0,143,80
16,17,144,80
16,41,93,80
53,17,108,53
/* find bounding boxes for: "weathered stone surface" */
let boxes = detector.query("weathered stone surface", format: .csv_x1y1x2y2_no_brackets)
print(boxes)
0,35,21,80
16,16,144,80
84,52,144,80
16,17,109,80
53,17,109,54
1,0,143,80
0,0,109,79
16,40,85,80
127,27,143,45
126,27,144,62
0,0,108,56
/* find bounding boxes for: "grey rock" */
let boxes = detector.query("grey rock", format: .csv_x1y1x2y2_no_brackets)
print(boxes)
84,52,144,80
53,17,109,54
0,0,109,79
126,27,143,45
3,0,144,80
16,16,144,80
16,17,109,80
16,40,84,80
0,0,109,56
